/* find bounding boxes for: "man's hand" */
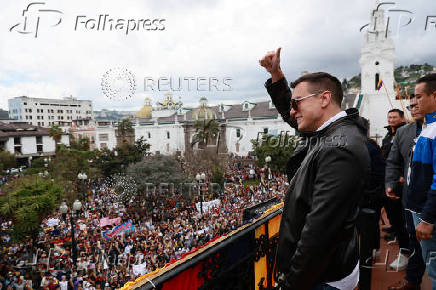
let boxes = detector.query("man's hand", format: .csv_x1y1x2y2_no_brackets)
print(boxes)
385,187,400,200
416,221,434,241
259,47,284,82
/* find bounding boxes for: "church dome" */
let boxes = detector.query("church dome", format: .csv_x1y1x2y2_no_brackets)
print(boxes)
136,97,152,118
192,97,217,120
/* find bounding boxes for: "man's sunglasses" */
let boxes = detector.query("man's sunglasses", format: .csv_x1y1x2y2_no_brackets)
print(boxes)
290,91,324,111
406,104,417,111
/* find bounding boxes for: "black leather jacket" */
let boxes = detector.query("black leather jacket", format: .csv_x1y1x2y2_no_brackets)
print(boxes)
265,78,370,289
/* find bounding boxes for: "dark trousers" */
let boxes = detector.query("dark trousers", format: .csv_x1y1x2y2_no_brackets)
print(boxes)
383,196,409,250
357,208,379,290
404,210,426,285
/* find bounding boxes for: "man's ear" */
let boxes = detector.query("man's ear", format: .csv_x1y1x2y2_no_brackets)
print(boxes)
320,91,332,108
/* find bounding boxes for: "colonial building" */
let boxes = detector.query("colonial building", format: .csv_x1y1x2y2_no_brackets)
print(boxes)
94,94,295,156
0,122,69,165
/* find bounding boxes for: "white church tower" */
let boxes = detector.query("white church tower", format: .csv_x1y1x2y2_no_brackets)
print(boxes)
358,0,402,139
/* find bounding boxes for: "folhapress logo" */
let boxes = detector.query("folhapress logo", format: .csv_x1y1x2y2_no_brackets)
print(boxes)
9,2,63,38
10,2,166,38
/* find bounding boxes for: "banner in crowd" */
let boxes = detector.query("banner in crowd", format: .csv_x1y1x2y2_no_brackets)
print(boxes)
195,199,220,213
102,220,135,240
99,217,121,227
46,218,60,227
132,262,147,276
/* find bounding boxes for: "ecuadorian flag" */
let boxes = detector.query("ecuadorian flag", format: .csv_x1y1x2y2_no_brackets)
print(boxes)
377,79,384,91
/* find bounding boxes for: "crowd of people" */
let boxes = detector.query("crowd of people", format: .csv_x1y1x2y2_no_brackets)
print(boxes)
0,158,286,289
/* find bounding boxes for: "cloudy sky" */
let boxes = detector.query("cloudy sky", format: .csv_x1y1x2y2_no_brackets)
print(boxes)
0,0,435,111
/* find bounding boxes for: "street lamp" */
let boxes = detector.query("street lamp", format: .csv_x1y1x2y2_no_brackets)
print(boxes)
196,173,206,216
77,173,88,202
59,199,82,267
265,156,272,188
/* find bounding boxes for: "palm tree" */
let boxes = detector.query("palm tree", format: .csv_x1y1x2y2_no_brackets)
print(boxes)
191,119,219,148
49,125,63,149
117,119,134,136
116,119,135,145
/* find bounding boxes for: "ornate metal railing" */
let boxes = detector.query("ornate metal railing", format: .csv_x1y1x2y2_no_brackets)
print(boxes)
123,203,283,290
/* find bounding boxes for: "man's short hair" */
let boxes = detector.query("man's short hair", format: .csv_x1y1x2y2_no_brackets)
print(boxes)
388,108,404,118
417,73,436,95
290,72,343,106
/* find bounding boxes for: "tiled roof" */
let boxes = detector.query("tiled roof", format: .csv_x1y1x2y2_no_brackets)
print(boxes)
0,122,51,138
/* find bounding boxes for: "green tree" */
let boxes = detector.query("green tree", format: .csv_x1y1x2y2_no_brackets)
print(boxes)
191,119,219,148
126,155,192,194
50,147,93,181
0,178,64,241
49,125,63,149
211,166,225,188
93,138,150,177
250,134,297,172
70,136,90,151
0,150,17,172
117,119,134,139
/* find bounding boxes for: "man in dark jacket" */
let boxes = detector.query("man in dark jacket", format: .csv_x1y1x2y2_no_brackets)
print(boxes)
385,96,426,289
260,48,370,290
382,109,406,159
381,109,411,271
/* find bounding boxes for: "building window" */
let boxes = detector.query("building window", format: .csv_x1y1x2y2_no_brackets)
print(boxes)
99,134,109,141
14,137,21,145
263,128,268,134
167,131,170,139
37,144,43,153
14,146,22,154
36,136,43,144
0,141,5,150
100,143,107,148
236,128,241,138
147,132,151,138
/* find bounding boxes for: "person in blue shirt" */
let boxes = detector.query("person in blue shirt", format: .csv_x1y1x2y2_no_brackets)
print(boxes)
407,73,436,289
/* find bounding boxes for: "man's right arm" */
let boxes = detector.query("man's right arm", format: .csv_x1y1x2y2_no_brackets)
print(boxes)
259,47,297,129
265,78,295,128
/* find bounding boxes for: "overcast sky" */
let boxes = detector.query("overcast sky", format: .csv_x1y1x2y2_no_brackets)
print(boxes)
0,0,435,111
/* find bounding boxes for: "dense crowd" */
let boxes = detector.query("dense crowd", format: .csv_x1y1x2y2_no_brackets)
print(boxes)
0,158,286,289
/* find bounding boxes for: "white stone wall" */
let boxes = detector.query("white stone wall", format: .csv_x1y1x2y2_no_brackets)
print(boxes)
225,118,295,156
95,127,117,150
43,136,56,153
135,123,185,155
2,134,66,155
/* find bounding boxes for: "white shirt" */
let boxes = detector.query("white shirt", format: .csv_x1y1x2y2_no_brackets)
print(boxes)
317,111,347,131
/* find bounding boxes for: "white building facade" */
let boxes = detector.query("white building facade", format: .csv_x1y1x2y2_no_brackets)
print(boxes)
8,96,93,129
0,122,69,165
